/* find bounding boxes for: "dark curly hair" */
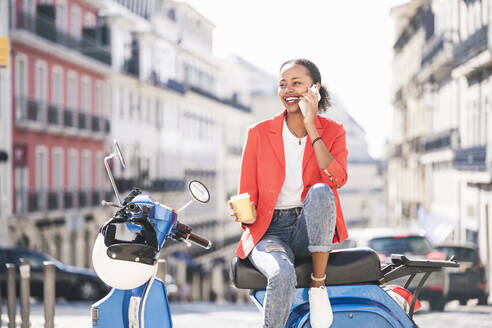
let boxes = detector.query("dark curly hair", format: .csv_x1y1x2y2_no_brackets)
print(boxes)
279,58,331,112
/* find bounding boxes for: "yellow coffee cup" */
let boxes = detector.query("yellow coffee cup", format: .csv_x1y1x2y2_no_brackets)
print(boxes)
229,193,254,222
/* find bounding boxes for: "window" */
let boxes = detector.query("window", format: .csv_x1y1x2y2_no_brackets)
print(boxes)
68,149,78,190
95,81,102,115
67,72,78,110
15,54,28,121
70,5,81,39
81,151,91,191
52,148,64,191
35,61,47,103
95,152,103,190
84,13,96,27
14,165,29,213
52,67,63,107
56,0,68,32
35,146,48,191
15,54,27,97
81,76,91,113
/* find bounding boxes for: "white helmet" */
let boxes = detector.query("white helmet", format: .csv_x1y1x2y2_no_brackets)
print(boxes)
92,217,159,290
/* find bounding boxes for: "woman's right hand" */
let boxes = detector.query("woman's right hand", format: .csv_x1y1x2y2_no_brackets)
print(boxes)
229,201,257,225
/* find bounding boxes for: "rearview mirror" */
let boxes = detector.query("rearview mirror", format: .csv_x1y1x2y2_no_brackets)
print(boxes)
188,180,210,203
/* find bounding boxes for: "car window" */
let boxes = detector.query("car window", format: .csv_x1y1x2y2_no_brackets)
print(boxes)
368,236,434,255
436,247,477,262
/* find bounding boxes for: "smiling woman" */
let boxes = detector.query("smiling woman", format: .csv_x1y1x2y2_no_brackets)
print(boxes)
229,58,349,327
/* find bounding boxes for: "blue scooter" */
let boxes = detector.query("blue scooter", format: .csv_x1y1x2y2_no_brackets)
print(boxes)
232,243,459,327
91,141,212,328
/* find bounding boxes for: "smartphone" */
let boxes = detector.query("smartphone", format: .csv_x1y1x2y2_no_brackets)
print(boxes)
299,84,321,116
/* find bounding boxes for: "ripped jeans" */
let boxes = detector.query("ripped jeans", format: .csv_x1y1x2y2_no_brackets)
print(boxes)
248,183,337,328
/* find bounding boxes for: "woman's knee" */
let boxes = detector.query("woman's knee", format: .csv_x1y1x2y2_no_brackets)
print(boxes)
306,183,334,203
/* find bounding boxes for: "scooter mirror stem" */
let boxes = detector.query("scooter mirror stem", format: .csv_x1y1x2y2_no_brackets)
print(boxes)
104,153,123,205
177,199,193,213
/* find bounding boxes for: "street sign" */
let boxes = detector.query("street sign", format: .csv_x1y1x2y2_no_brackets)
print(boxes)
0,37,8,69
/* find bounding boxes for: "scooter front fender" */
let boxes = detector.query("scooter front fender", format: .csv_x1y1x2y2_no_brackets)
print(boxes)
91,278,172,328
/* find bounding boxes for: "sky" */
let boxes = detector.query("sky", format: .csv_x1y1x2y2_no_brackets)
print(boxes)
182,0,409,159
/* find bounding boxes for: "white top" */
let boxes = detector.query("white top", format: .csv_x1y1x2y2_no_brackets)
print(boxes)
275,119,306,209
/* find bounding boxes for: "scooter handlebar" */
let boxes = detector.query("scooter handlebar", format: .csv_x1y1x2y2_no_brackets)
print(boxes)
173,222,213,249
188,232,212,249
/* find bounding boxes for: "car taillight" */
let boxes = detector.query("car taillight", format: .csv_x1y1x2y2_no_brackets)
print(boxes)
426,251,446,260
378,253,387,262
429,285,444,291
480,284,486,290
393,235,408,239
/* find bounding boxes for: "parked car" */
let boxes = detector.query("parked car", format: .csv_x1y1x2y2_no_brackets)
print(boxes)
0,247,110,301
341,229,449,311
435,242,489,305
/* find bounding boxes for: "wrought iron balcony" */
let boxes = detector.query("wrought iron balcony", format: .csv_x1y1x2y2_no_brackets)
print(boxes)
47,191,63,210
189,85,251,112
422,35,445,67
454,25,488,67
14,8,111,65
63,108,74,127
423,129,458,153
78,112,88,130
47,105,61,125
453,145,487,171
15,97,47,125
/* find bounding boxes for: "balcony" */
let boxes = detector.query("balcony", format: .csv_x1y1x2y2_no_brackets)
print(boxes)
423,129,459,152
453,145,487,171
14,189,106,215
14,8,111,66
454,25,488,68
78,112,88,130
148,71,187,95
15,97,109,136
15,97,47,126
189,85,251,113
421,34,454,72
47,191,63,210
47,105,62,125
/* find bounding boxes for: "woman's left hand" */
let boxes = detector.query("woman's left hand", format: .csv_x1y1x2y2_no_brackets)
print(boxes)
301,88,318,128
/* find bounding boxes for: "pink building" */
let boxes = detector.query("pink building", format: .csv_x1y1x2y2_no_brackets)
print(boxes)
9,0,111,267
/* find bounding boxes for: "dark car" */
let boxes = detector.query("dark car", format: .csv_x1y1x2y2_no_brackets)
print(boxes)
0,247,110,301
435,243,489,305
365,232,449,311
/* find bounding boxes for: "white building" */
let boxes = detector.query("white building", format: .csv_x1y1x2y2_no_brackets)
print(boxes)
390,0,492,302
0,0,12,246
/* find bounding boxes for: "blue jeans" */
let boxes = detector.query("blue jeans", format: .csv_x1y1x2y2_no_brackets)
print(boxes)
248,183,337,328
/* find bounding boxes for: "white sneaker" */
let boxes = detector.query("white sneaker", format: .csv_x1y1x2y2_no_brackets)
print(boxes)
309,286,333,327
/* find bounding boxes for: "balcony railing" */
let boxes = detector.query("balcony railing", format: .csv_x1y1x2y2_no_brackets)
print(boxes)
454,25,488,67
15,97,47,125
14,9,111,65
423,129,459,153
453,145,487,171
15,97,109,135
14,189,109,215
422,35,446,67
189,85,251,112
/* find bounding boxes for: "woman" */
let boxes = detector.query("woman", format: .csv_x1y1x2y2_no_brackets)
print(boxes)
230,58,348,328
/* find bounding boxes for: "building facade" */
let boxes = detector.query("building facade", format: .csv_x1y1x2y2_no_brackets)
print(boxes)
0,0,12,247
390,0,492,301
8,0,112,267
102,0,257,301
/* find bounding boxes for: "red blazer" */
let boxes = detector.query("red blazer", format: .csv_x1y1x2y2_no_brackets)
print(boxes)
235,110,349,259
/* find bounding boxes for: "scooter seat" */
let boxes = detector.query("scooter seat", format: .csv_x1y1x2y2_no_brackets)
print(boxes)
231,247,382,289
